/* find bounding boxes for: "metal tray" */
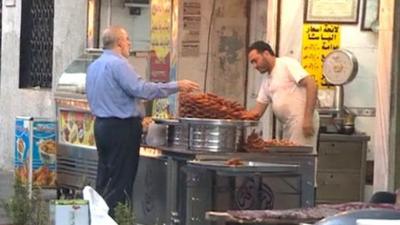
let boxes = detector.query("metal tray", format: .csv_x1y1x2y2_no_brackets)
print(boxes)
188,160,298,174
243,145,313,154
153,118,180,125
179,117,259,127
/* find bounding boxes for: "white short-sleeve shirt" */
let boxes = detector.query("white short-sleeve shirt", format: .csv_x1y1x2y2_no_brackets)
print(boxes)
257,57,319,151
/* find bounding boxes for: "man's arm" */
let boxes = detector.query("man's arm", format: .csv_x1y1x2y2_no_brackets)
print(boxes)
299,75,318,137
248,101,269,120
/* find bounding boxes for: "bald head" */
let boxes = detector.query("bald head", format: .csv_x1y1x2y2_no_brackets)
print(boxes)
101,26,131,58
102,26,125,49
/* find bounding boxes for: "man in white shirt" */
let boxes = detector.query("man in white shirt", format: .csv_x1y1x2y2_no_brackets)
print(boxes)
247,41,319,152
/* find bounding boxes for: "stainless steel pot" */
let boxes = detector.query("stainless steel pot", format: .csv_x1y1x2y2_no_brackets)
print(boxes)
155,118,259,152
181,118,259,152
167,123,188,147
189,124,241,152
154,119,188,148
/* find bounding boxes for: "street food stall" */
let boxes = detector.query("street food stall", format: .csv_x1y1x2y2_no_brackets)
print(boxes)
137,117,316,225
54,51,99,195
54,50,316,225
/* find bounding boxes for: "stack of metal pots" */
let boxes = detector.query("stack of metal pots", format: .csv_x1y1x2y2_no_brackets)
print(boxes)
154,118,258,152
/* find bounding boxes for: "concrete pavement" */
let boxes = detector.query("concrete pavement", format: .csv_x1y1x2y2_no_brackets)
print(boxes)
0,170,12,225
0,170,58,225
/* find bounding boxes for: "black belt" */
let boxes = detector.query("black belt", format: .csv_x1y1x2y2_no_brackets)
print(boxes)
96,116,141,121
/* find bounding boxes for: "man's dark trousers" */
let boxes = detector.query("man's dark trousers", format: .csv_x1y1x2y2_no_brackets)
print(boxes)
94,116,142,216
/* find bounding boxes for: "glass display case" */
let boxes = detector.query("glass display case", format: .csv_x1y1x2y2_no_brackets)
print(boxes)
54,51,100,192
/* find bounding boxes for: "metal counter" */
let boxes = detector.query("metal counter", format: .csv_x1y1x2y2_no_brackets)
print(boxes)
187,160,298,174
317,133,370,204
319,133,370,142
133,146,316,225
154,145,316,207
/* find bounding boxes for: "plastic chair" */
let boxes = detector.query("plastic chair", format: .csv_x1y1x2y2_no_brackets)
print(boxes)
314,209,400,225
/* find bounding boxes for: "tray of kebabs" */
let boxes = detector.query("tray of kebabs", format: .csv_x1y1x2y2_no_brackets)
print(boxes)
179,92,258,121
244,130,313,153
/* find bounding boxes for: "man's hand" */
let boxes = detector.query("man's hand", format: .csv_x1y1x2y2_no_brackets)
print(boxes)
241,110,260,120
178,80,200,92
302,117,315,138
247,102,269,121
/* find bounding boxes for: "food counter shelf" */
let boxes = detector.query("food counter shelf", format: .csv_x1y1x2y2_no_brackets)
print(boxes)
187,160,298,174
319,133,370,142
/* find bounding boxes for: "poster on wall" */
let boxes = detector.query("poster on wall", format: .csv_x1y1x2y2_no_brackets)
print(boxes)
149,53,170,82
301,24,341,89
182,0,201,57
152,98,171,118
151,0,172,117
150,0,171,82
168,0,180,115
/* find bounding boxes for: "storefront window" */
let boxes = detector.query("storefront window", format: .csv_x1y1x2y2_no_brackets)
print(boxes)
19,0,54,88
86,0,151,51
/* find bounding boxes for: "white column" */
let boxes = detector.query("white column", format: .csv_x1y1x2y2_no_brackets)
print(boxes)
374,0,395,191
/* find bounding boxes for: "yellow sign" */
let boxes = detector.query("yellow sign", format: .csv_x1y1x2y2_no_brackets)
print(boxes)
151,0,171,60
302,24,341,89
151,0,173,117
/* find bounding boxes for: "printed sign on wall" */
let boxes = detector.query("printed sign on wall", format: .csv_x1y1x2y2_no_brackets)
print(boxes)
301,24,341,89
182,0,201,57
150,0,171,82
151,0,173,117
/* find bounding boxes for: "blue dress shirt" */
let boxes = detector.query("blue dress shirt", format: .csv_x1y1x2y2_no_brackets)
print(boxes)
86,50,178,118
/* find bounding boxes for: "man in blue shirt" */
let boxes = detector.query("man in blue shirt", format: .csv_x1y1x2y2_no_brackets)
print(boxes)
86,25,199,216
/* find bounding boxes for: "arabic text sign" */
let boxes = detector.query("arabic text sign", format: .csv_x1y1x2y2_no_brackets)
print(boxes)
302,24,341,89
